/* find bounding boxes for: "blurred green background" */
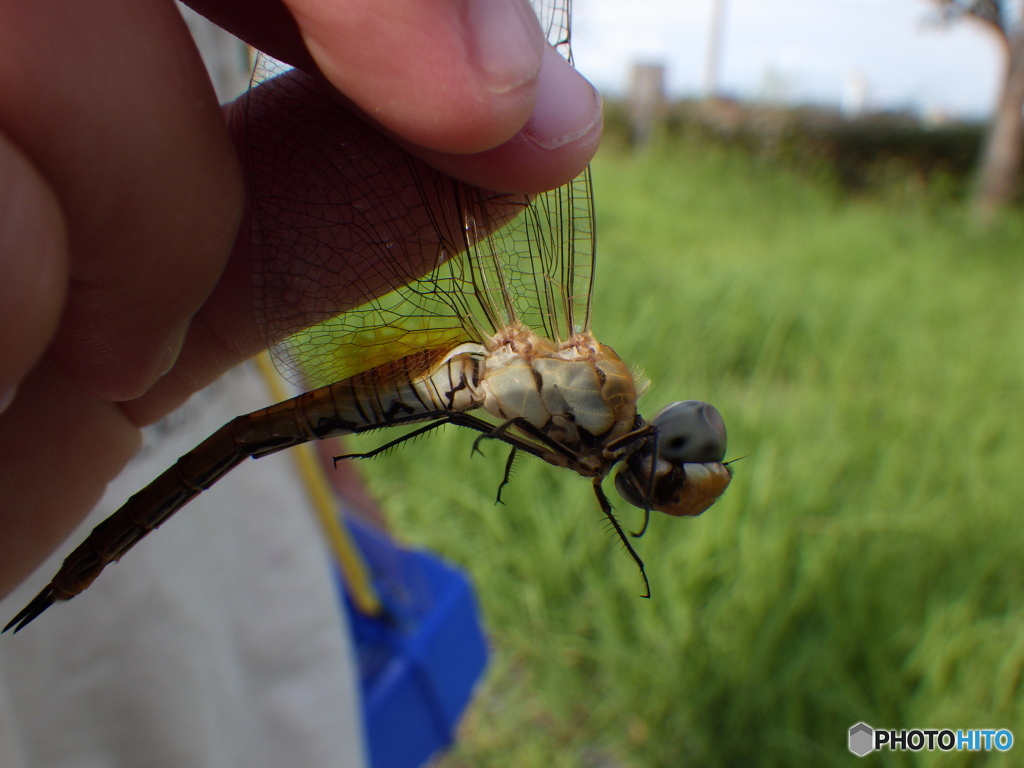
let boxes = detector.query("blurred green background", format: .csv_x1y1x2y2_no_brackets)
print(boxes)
349,130,1024,767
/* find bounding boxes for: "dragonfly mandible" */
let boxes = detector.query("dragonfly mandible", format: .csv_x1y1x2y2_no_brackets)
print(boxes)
5,0,731,633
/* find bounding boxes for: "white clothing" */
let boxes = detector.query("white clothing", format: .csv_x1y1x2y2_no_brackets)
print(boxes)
0,362,367,768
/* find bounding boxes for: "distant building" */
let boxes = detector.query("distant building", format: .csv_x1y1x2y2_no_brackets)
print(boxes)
842,70,869,118
628,62,666,145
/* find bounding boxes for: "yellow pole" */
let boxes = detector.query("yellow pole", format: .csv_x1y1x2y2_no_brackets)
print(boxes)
256,353,383,616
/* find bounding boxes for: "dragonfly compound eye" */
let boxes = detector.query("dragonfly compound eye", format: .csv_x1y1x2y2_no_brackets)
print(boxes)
614,400,732,518
652,400,727,464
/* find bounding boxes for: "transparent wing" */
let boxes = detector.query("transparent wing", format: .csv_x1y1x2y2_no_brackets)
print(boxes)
244,0,594,388
534,0,573,62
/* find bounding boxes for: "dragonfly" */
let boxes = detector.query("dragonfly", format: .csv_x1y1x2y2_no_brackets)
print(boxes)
5,0,731,633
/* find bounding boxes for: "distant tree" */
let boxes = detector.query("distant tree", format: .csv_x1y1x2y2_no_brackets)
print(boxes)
933,1,1024,221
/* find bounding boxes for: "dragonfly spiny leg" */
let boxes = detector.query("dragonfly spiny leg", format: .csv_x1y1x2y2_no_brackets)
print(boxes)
593,478,651,599
335,411,570,468
495,447,518,505
445,413,570,462
471,417,582,463
334,420,451,464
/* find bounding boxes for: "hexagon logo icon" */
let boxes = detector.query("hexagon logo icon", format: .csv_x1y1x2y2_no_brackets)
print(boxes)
849,722,874,757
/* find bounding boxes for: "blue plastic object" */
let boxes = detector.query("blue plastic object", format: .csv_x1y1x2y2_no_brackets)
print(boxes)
339,517,489,768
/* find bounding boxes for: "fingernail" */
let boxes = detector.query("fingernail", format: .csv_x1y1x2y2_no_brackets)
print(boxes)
466,0,545,94
155,321,189,378
0,383,17,416
523,46,603,150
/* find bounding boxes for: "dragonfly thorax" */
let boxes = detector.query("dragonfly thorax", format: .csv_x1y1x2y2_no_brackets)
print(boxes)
477,325,640,475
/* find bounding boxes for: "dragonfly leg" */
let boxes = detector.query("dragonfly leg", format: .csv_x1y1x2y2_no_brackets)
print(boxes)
469,418,520,457
333,420,452,464
629,428,659,538
593,477,651,599
471,417,582,464
335,411,573,468
630,509,651,538
603,422,657,462
336,411,585,512
495,447,518,505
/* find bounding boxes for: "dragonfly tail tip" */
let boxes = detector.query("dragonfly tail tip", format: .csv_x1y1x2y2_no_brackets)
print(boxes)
3,586,56,634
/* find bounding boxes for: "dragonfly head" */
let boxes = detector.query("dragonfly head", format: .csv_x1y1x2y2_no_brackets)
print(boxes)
615,400,731,517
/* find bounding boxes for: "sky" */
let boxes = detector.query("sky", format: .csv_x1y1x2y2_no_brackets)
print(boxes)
570,0,1002,119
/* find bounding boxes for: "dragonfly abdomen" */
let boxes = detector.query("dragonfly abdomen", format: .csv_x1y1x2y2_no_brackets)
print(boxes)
87,346,485,579
10,419,262,622
3,345,489,631
310,342,486,434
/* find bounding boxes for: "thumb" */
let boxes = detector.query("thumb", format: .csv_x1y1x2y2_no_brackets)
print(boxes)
290,0,546,154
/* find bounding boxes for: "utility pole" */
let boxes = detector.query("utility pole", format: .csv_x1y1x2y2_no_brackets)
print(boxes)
704,0,729,99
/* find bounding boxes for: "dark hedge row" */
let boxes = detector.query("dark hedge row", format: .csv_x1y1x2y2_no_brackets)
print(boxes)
603,98,990,201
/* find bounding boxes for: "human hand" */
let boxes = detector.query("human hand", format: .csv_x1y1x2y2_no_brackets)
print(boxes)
0,0,602,596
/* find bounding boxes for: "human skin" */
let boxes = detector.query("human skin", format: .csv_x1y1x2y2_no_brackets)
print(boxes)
0,0,602,598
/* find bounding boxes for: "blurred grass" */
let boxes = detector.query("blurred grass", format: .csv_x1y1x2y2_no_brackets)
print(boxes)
350,135,1024,767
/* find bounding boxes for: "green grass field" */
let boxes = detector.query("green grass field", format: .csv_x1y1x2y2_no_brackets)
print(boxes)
351,135,1024,767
